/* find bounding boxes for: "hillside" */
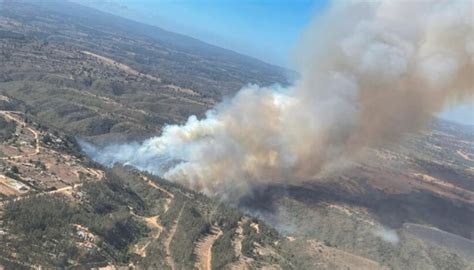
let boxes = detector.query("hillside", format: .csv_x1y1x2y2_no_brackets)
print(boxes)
1,104,473,269
1,0,474,269
240,119,474,270
0,0,287,142
0,102,369,269
0,101,303,269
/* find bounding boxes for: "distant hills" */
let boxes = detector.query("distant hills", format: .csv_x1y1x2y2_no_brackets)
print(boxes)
0,0,289,143
4,0,289,97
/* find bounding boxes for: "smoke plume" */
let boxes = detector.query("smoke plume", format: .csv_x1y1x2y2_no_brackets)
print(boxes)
374,226,400,245
83,0,474,200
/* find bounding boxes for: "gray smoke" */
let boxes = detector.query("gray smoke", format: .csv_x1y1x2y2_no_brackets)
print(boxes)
82,0,474,200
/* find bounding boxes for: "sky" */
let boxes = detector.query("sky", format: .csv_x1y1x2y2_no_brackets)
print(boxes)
440,100,474,125
75,0,473,125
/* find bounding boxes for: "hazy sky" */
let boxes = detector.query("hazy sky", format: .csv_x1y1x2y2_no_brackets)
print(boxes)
440,100,474,125
75,0,473,125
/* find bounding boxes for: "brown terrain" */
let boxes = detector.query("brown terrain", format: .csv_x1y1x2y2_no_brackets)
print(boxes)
226,218,254,270
129,173,175,261
163,204,185,270
0,1,473,269
194,226,223,270
239,120,474,269
306,240,388,270
0,108,104,196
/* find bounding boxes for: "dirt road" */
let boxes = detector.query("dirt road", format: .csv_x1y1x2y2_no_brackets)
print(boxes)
194,226,223,270
163,205,185,270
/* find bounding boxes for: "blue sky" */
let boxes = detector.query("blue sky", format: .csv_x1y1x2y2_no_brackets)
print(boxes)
75,0,473,125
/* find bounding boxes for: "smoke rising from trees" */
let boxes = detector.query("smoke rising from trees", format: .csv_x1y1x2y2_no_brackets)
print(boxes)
83,0,474,200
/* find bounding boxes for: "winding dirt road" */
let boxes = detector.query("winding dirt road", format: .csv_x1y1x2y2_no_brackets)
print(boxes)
163,205,185,270
194,226,223,270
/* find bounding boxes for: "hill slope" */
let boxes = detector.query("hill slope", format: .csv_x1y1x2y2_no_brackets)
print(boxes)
0,101,366,269
1,1,474,269
0,0,287,142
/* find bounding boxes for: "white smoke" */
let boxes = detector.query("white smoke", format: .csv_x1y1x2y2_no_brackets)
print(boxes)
374,226,400,245
83,0,474,200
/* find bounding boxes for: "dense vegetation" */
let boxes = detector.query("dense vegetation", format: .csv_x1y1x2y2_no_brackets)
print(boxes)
1,163,294,268
4,194,76,238
0,171,151,268
2,195,92,267
0,118,16,142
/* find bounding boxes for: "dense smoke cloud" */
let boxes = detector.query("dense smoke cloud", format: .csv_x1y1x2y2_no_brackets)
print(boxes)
83,0,474,200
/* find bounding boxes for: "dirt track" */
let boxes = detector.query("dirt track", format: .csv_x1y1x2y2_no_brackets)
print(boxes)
194,226,223,270
164,205,185,270
0,110,104,196
131,175,175,257
0,111,39,160
226,219,253,270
